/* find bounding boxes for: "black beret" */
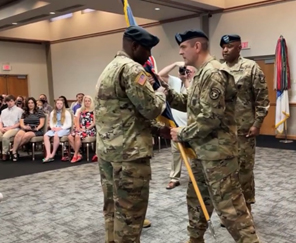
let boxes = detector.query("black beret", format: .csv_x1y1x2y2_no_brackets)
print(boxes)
220,34,241,47
123,26,159,48
175,29,208,45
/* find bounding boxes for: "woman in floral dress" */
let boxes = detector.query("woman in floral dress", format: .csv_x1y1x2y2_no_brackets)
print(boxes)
68,95,96,163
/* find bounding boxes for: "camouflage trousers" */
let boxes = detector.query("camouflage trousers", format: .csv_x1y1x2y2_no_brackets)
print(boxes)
98,157,151,243
187,157,260,243
238,135,256,204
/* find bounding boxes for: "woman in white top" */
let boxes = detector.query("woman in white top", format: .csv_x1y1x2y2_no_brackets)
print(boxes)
42,98,72,163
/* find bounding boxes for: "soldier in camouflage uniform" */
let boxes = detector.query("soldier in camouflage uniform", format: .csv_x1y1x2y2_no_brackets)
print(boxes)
95,26,169,243
169,30,261,243
220,34,270,214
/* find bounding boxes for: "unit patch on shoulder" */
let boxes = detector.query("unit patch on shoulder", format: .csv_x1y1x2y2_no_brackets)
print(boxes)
209,87,221,100
136,72,147,86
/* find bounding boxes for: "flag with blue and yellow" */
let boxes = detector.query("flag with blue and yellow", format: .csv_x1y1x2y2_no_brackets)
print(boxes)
121,0,196,159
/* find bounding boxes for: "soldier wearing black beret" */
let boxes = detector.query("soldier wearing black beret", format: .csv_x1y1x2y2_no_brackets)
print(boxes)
168,29,261,243
122,25,159,65
175,29,209,44
220,34,241,47
95,25,169,243
124,25,159,49
221,33,269,226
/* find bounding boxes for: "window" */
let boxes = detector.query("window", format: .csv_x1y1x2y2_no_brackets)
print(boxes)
50,13,73,22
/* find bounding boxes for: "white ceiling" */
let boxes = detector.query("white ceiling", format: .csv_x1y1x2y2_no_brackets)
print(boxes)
0,0,221,31
0,0,286,31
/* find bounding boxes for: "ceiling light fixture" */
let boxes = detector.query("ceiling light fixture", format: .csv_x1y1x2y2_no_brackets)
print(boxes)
155,7,160,11
50,12,55,15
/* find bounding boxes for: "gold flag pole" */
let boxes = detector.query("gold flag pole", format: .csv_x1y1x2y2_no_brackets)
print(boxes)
177,143,216,239
279,120,293,143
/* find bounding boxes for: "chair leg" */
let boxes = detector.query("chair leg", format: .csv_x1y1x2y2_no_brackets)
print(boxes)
68,143,71,160
158,136,161,152
87,143,90,161
32,143,35,161
61,143,65,157
164,139,168,148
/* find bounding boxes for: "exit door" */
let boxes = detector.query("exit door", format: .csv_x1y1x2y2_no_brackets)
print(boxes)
0,75,29,98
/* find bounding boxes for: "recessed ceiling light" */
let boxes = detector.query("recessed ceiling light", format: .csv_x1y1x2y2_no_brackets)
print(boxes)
50,12,55,15
12,22,18,25
155,7,160,11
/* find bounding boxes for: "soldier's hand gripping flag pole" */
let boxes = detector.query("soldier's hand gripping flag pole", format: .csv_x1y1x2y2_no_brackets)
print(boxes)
121,0,216,238
146,68,216,240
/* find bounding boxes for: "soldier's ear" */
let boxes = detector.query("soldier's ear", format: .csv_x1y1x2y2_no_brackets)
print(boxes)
131,41,140,51
238,44,242,51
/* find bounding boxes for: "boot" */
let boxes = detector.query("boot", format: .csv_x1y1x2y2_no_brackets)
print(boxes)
143,219,151,228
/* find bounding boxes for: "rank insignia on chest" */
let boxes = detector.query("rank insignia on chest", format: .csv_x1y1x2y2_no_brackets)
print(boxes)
210,87,221,100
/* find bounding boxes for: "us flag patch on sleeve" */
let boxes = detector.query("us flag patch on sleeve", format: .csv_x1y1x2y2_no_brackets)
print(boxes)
136,73,147,85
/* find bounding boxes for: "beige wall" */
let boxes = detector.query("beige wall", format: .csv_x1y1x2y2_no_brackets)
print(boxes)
224,0,266,7
0,21,50,40
210,0,296,136
210,1,296,84
0,41,49,99
50,11,155,41
50,17,201,99
0,11,155,41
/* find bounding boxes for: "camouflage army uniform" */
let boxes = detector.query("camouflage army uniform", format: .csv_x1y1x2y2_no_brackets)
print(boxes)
95,51,166,243
167,56,260,243
222,56,269,205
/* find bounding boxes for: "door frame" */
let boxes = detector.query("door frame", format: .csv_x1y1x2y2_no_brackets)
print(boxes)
245,54,275,61
0,74,29,97
0,74,28,77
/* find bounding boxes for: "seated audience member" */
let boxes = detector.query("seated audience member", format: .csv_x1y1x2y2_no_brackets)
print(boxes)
37,99,45,110
71,93,84,115
68,95,95,163
0,95,23,160
59,95,70,109
42,98,72,163
0,95,8,115
16,99,24,109
16,96,24,104
58,95,72,161
39,94,53,114
10,97,45,161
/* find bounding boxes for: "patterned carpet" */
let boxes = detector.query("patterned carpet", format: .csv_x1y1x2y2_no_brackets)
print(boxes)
0,147,295,243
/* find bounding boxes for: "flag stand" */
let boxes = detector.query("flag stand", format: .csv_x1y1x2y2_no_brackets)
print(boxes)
279,121,293,143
